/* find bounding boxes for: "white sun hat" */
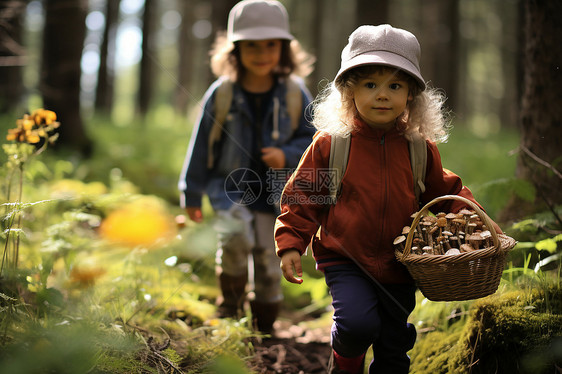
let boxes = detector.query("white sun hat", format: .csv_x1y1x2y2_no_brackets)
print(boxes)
227,0,294,42
335,24,426,90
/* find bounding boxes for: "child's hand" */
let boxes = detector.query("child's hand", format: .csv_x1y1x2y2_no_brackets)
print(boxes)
280,249,303,284
185,207,203,223
261,147,286,169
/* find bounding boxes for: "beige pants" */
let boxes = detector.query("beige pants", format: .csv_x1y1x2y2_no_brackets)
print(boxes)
214,205,282,303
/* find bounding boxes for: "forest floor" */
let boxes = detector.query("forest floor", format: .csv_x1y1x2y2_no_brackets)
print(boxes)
163,305,333,373
249,318,332,373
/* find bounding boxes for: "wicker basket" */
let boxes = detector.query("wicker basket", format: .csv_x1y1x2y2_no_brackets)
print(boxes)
395,195,517,301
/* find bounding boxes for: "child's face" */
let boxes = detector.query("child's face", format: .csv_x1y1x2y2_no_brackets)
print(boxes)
239,39,282,79
351,69,412,130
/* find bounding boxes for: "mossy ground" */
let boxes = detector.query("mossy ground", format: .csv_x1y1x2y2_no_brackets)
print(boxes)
410,287,562,374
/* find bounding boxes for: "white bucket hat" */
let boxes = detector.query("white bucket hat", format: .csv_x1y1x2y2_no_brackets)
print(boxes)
335,24,426,90
227,0,294,42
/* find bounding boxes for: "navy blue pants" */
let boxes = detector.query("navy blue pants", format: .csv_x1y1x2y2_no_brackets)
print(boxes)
324,264,417,374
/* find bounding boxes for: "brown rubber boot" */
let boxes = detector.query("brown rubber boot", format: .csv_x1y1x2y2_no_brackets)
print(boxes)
250,300,280,334
217,272,248,319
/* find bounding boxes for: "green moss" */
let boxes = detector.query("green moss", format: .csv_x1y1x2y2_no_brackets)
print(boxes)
451,305,561,373
411,287,562,374
410,330,461,374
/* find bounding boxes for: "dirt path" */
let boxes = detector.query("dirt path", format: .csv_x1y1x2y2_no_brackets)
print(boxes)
250,319,332,373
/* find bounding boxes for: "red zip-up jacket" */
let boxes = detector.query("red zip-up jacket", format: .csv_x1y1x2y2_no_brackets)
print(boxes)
274,119,483,284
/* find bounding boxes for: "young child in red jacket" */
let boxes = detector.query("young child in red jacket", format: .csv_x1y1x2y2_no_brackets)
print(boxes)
274,24,502,373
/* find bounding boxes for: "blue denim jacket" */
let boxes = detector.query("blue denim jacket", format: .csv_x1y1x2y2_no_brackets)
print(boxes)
178,76,315,211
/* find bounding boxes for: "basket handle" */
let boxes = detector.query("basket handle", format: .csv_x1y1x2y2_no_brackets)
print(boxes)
403,195,499,257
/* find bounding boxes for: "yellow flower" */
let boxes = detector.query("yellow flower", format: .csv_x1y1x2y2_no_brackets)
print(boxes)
18,116,35,130
6,126,40,143
32,109,57,125
26,131,41,144
206,318,221,327
99,198,177,248
69,266,106,287
5,109,60,144
6,128,19,141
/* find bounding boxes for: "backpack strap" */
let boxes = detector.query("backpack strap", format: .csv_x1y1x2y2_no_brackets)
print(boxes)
329,134,351,203
408,132,427,204
207,79,234,168
328,132,427,206
206,77,302,169
285,75,303,133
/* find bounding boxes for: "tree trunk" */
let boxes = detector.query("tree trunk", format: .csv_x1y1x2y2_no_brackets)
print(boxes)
308,0,323,97
0,0,26,113
444,0,460,113
210,0,238,37
498,0,519,129
41,0,91,153
501,0,562,222
205,0,238,88
174,0,194,114
356,0,389,26
412,0,459,112
95,0,121,113
138,0,157,116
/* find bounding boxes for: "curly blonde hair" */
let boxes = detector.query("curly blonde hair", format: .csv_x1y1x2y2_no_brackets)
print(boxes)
312,65,451,143
209,32,315,81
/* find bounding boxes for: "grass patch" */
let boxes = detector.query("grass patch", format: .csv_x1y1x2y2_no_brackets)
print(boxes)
438,124,519,219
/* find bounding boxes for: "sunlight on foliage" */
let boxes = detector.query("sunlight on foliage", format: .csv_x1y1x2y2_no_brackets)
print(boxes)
181,318,256,373
175,221,218,261
0,300,143,374
204,354,252,374
410,288,562,374
69,265,106,288
535,234,562,254
1,107,256,371
49,178,108,199
2,106,559,373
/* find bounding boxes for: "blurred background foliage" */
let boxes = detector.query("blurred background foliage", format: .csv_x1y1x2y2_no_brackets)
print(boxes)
2,0,560,221
1,0,524,215
0,0,561,373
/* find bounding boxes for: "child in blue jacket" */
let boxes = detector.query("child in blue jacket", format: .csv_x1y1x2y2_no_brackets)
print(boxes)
178,0,315,333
